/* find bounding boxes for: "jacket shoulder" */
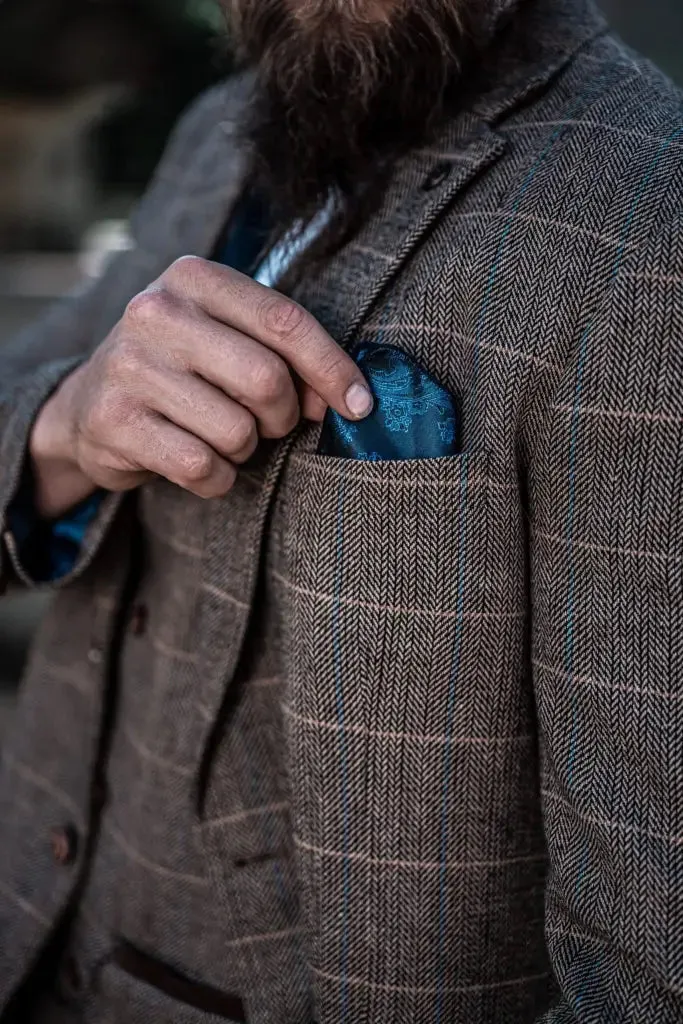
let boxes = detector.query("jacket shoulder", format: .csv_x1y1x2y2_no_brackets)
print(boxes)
151,71,255,183
537,31,683,178
497,32,683,254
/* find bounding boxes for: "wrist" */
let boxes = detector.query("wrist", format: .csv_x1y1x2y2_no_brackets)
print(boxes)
30,378,77,468
29,372,95,518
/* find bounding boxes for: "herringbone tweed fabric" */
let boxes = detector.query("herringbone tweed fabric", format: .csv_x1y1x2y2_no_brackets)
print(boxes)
1,0,682,1021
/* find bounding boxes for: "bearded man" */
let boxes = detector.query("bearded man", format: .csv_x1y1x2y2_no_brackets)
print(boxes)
1,0,682,1020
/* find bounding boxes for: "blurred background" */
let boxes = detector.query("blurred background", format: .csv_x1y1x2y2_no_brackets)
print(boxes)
0,0,681,728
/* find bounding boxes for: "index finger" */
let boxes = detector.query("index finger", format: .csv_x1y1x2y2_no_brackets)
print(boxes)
166,257,374,421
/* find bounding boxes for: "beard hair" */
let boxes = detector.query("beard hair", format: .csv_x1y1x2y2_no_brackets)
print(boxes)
221,0,471,285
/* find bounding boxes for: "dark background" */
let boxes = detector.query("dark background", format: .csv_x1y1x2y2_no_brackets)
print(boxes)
0,0,679,258
601,0,682,82
0,0,680,721
0,0,680,253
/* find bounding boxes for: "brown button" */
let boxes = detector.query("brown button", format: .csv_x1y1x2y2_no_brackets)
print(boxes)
130,604,148,637
50,825,79,866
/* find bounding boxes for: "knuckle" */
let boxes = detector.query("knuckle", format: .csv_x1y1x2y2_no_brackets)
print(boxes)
177,445,214,484
166,254,206,291
260,400,299,439
278,399,300,434
124,287,171,330
80,404,104,441
259,294,309,344
225,414,257,455
252,356,291,404
316,348,348,387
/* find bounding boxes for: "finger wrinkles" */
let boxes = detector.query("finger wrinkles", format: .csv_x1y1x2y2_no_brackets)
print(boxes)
258,294,310,348
189,330,299,437
147,425,222,492
174,443,215,485
79,388,139,442
167,441,236,498
168,258,323,367
250,353,292,406
167,255,251,306
81,410,236,500
219,409,258,463
140,367,258,463
314,347,351,391
155,259,358,419
104,335,148,383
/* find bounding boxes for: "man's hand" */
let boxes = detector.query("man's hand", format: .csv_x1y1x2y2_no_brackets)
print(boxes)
29,257,374,519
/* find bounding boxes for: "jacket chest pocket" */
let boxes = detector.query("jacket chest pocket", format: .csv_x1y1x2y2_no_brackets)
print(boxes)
279,449,499,853
277,450,548,1015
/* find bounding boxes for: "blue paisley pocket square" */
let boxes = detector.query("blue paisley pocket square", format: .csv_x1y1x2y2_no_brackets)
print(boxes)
317,342,460,461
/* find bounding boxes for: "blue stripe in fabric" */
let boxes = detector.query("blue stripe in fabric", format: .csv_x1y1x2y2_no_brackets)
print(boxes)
574,951,607,1014
562,124,683,1010
433,456,471,1024
471,73,617,414
575,841,589,898
564,124,683,784
432,75,623,1022
473,132,564,400
331,474,352,1023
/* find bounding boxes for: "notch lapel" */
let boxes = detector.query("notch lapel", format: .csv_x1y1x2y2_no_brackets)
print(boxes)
291,122,507,348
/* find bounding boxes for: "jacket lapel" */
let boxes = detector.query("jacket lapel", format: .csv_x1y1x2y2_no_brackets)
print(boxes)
292,123,507,348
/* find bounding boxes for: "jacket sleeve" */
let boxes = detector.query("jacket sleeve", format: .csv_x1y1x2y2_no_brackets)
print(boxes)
0,81,232,594
530,214,683,1022
0,258,132,593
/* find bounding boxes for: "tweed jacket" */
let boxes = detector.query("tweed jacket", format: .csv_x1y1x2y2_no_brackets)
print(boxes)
1,0,683,1020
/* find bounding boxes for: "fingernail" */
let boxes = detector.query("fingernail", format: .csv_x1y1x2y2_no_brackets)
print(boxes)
345,382,374,419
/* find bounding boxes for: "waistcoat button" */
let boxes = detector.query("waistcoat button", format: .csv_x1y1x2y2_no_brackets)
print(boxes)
50,825,79,866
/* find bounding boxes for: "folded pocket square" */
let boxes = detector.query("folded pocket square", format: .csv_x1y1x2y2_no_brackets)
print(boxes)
317,342,460,461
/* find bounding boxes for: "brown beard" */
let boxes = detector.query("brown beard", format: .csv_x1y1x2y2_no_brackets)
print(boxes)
221,0,473,282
